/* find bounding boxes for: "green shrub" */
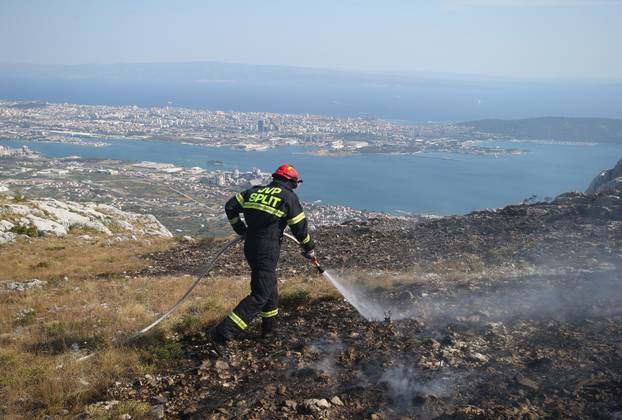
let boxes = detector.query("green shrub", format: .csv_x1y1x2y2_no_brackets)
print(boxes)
45,245,66,251
85,400,152,419
12,193,28,203
13,309,37,327
140,340,184,366
172,315,204,335
280,289,311,308
67,225,101,236
152,341,183,360
30,260,51,269
10,224,39,237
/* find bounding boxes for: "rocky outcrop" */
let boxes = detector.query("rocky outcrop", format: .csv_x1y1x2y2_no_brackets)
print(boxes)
0,219,17,244
0,195,172,244
5,279,47,292
586,158,622,194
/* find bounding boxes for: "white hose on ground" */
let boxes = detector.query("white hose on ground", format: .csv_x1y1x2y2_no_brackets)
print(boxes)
77,232,305,362
78,235,243,361
128,235,245,340
75,182,313,361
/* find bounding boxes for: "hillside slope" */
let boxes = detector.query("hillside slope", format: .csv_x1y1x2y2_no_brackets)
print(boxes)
457,116,622,143
104,184,622,418
2,171,621,418
587,158,622,194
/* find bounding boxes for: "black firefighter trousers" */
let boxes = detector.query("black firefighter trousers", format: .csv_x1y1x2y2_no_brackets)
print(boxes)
214,236,280,340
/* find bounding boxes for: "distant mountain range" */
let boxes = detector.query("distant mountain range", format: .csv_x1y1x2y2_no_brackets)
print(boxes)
457,117,622,144
0,61,488,86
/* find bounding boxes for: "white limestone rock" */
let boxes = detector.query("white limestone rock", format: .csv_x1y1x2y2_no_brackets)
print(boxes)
25,214,66,236
5,204,32,216
0,231,16,244
92,204,172,237
0,197,172,244
34,199,112,234
6,279,47,292
0,220,15,232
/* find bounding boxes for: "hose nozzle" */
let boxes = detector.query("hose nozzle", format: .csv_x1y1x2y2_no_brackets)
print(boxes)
310,256,325,274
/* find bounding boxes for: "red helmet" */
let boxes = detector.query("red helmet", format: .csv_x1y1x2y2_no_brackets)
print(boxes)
273,164,302,184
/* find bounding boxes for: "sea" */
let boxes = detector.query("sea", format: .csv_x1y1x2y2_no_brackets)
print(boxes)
2,77,621,122
3,138,620,216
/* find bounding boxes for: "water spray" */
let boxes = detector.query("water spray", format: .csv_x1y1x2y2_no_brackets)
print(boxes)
79,185,368,362
282,232,385,320
155,184,384,321
78,231,341,362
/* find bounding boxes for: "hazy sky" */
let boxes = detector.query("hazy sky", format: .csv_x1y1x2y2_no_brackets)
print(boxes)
1,0,621,80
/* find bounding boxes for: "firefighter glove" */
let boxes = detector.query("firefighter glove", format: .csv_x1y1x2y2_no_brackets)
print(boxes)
301,249,316,260
231,221,247,236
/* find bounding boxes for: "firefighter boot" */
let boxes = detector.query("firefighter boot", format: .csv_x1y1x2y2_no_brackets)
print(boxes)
260,315,279,339
208,328,228,358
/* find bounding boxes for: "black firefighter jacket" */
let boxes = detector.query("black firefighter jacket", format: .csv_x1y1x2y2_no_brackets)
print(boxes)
225,179,315,251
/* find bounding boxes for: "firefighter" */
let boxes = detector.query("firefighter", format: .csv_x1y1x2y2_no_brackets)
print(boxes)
209,164,315,357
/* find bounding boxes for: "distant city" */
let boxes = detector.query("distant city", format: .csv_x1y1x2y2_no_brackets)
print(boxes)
2,98,620,221
0,99,525,157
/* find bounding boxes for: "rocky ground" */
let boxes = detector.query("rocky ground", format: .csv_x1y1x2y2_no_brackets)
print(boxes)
109,301,622,418
137,188,622,278
0,195,172,244
106,268,622,419
98,186,622,418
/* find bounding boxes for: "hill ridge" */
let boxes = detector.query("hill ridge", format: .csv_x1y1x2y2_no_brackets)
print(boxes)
457,116,622,143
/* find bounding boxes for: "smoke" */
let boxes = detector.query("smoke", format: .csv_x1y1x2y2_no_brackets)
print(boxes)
285,340,344,380
377,365,456,417
380,366,453,400
308,341,344,376
323,264,622,325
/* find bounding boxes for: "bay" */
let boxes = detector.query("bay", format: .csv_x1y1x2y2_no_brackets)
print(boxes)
2,138,620,215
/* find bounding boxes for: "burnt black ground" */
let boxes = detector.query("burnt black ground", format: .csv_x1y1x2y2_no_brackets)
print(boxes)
110,189,622,419
109,268,622,419
137,191,622,280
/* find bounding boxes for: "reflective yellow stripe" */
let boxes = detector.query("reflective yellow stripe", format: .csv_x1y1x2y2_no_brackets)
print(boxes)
301,234,311,245
287,211,306,226
228,311,248,330
228,216,240,225
235,193,244,205
261,308,279,318
242,202,285,218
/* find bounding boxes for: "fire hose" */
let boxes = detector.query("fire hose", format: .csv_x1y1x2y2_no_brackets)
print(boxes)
130,231,322,339
78,231,322,361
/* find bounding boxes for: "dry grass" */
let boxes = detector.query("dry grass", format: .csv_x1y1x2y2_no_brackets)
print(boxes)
331,255,535,295
0,235,338,418
0,235,173,282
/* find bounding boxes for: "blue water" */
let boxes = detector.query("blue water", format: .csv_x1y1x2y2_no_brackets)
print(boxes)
1,78,621,122
3,139,620,215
